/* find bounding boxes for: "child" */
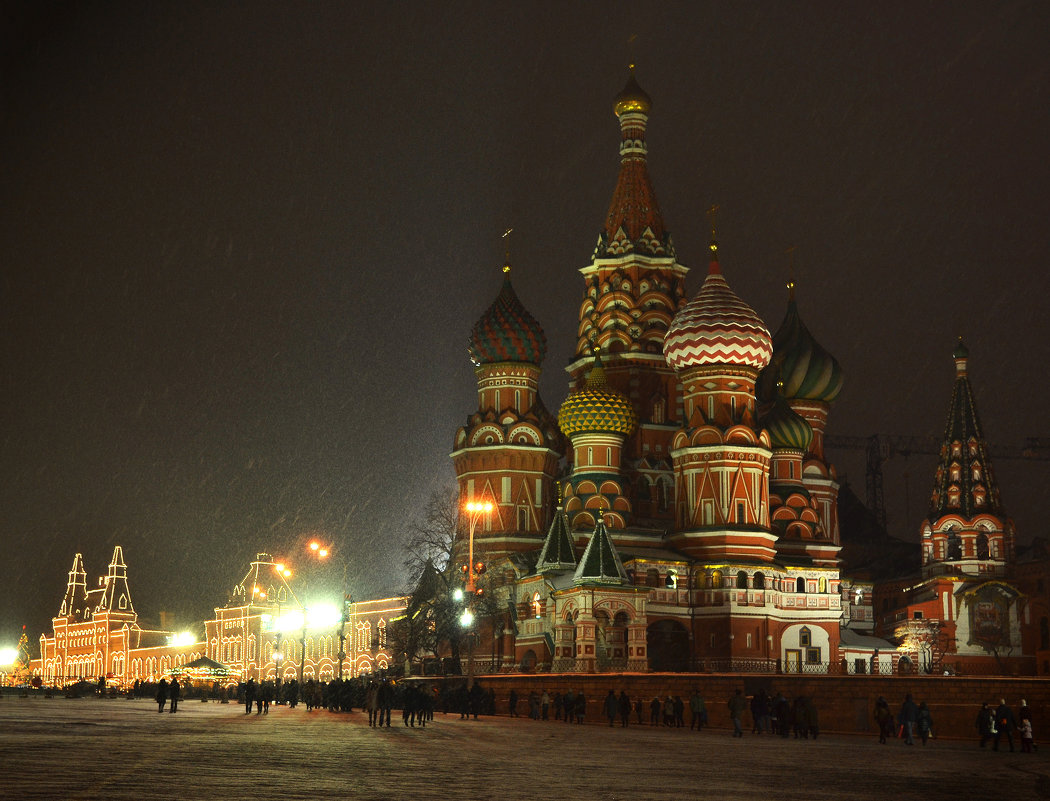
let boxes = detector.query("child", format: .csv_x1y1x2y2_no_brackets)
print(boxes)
1020,718,1034,753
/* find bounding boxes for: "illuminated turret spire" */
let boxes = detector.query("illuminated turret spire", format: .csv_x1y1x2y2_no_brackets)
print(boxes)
594,65,674,259
60,553,88,618
96,545,135,616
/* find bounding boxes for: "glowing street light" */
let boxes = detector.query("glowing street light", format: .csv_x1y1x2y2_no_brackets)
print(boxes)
463,501,493,594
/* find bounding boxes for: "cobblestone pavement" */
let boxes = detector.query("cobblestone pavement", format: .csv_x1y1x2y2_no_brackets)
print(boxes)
1,696,1047,801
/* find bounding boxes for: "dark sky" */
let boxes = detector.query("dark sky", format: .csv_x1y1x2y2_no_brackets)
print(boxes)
2,2,1048,648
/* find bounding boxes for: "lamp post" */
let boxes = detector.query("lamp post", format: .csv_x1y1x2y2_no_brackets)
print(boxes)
463,501,493,594
460,501,492,686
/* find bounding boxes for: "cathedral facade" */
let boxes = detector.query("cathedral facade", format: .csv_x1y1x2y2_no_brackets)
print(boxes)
452,69,847,674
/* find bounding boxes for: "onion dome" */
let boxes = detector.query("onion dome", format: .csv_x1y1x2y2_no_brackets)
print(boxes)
663,249,773,371
613,65,652,116
759,282,843,403
764,387,814,452
468,264,547,366
558,354,638,438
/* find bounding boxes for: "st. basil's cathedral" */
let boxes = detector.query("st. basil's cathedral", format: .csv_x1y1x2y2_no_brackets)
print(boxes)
450,68,1049,677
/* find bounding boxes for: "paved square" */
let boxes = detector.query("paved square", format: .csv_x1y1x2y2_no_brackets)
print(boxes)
0,696,1046,800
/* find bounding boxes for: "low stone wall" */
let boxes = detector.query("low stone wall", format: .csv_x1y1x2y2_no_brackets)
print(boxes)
426,673,1050,740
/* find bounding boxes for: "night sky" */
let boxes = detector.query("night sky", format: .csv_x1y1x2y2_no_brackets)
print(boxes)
3,3,1049,649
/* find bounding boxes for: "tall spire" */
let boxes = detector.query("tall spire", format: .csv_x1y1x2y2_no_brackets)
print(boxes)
928,340,1004,520
60,553,87,618
96,545,135,615
594,65,674,259
535,490,577,573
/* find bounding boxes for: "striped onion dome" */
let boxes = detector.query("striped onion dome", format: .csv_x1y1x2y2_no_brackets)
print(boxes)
558,355,638,437
663,255,772,371
759,283,843,403
765,389,814,452
468,266,547,366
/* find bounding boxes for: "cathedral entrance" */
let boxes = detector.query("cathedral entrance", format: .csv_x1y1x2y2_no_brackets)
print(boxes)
646,620,690,672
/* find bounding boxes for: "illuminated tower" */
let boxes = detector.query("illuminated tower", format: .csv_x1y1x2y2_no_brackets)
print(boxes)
452,263,561,560
557,351,638,532
95,546,135,618
921,340,1013,577
758,280,845,548
59,553,88,619
569,66,689,527
662,233,775,561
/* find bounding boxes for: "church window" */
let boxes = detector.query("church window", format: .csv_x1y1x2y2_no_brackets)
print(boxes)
951,441,962,458
495,390,500,410
532,593,542,618
646,568,660,587
753,572,765,590
666,570,678,589
702,501,714,526
587,447,593,465
652,396,665,423
796,577,806,593
948,490,960,508
710,570,723,589
746,633,752,648
913,611,923,620
502,477,511,503
736,571,748,589
788,462,794,479
515,389,521,409
976,533,989,560
799,627,811,647
947,534,962,561
517,506,529,531
606,447,612,466
972,464,982,481
819,577,827,593
736,501,746,523
806,647,821,664
969,440,978,456
950,464,961,482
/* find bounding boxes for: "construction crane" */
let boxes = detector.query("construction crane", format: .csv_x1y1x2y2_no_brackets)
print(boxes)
824,434,1050,533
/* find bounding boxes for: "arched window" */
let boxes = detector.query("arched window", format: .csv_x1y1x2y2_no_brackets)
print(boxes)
646,568,660,588
796,577,806,593
976,533,989,560
736,571,748,589
753,572,765,590
532,592,542,618
709,570,723,589
665,570,678,589
818,576,827,593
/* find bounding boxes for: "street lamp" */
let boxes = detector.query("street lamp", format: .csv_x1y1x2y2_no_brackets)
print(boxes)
463,501,493,594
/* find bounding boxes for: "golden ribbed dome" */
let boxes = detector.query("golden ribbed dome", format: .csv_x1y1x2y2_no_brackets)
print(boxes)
614,66,652,116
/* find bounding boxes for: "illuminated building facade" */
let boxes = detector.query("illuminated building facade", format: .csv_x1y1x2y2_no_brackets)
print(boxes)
34,550,406,685
453,69,846,673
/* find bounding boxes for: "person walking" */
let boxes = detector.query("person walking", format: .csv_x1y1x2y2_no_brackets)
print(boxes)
563,690,575,724
689,689,707,731
604,689,618,727
244,678,256,715
155,678,168,714
728,689,747,738
574,690,586,724
898,693,919,745
976,702,995,748
618,691,631,728
168,678,180,714
917,701,933,745
994,698,1017,752
1020,717,1034,753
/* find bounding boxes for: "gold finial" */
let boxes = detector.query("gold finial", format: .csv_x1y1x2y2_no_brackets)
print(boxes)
627,33,637,69
501,227,513,273
786,245,797,299
706,204,720,259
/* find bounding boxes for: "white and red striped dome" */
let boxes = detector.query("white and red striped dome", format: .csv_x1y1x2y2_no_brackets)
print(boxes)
663,261,773,371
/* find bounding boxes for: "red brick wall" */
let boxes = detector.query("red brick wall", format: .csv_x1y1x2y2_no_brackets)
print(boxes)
445,673,1049,740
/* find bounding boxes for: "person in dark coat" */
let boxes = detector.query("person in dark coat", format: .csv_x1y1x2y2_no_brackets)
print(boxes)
994,698,1017,752
649,696,661,726
574,691,586,724
244,679,256,715
155,679,168,713
728,689,747,737
673,695,685,728
168,678,180,713
874,697,893,743
508,688,519,717
976,702,994,747
917,701,933,745
604,690,618,726
618,691,631,728
898,693,919,745
563,690,575,724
